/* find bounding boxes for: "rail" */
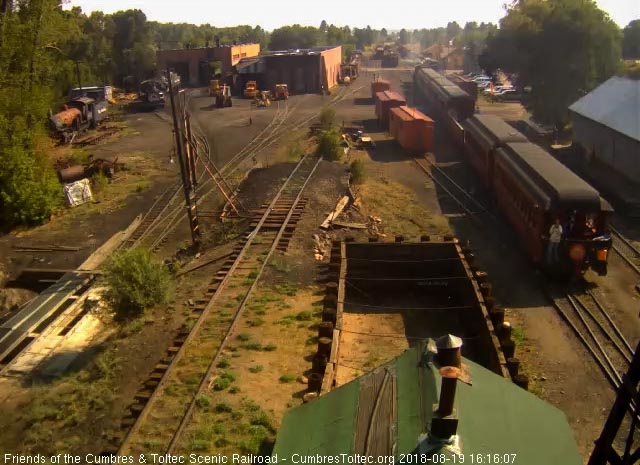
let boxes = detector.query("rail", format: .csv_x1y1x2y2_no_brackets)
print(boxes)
117,154,321,455
609,226,640,276
548,286,633,392
414,155,496,224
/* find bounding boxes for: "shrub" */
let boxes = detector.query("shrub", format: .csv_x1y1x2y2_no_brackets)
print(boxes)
319,106,336,129
214,402,233,413
316,130,342,161
350,159,366,184
102,248,174,318
0,142,62,229
279,374,296,384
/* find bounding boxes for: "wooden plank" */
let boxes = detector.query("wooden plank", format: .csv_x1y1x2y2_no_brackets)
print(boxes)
331,220,367,229
330,329,341,364
80,215,142,271
320,196,350,229
320,363,335,395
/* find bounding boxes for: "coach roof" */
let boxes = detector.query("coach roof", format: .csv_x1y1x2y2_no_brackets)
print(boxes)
496,142,602,211
462,114,528,152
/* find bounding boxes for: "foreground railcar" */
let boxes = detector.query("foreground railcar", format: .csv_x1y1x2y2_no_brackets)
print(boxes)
461,114,528,189
493,142,612,276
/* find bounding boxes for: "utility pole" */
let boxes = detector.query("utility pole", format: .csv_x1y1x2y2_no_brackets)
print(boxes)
75,61,82,91
167,69,201,249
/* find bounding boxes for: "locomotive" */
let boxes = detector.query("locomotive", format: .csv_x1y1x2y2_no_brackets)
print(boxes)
412,67,613,276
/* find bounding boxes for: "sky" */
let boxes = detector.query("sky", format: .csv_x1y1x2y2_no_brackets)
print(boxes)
67,0,639,30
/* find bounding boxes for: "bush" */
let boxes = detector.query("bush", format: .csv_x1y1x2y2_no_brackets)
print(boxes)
103,248,174,318
279,374,296,384
0,142,62,229
316,130,342,161
350,159,366,184
319,106,335,129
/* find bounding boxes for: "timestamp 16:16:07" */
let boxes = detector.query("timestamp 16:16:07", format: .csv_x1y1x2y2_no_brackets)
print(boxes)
399,453,518,464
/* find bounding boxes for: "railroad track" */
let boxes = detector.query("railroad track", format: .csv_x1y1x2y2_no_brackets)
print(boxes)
124,84,361,252
549,286,634,391
145,86,363,248
123,98,292,251
414,155,495,223
610,226,640,275
117,153,321,455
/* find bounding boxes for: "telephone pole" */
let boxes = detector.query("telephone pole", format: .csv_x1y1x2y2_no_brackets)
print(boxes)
167,69,201,249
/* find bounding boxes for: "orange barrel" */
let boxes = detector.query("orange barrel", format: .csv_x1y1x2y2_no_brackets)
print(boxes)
596,248,608,262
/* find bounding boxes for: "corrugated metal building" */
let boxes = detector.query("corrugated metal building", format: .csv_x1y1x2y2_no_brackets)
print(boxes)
235,46,342,95
569,77,640,184
273,339,582,464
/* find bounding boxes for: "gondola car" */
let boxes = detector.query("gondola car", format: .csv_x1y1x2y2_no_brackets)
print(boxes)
492,142,612,276
413,67,475,146
461,114,528,189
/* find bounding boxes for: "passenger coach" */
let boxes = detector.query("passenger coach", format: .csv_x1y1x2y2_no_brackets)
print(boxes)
492,142,612,276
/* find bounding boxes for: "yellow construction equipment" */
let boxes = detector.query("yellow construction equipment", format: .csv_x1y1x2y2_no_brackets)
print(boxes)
273,84,289,100
254,90,271,107
215,84,232,108
244,81,257,99
209,79,221,97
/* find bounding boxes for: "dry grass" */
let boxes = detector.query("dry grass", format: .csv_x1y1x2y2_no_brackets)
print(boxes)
172,285,321,454
360,175,451,238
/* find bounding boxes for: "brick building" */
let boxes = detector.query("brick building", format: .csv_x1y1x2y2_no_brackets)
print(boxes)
156,43,261,87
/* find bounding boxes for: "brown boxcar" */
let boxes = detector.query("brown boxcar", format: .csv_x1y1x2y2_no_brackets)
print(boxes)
375,90,406,127
389,106,434,153
370,79,391,99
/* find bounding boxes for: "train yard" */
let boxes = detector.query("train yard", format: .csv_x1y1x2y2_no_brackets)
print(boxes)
0,55,639,462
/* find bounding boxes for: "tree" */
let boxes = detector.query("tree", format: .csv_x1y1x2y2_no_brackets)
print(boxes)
319,20,328,33
479,0,621,126
622,20,640,59
269,25,319,50
399,28,409,45
446,21,461,40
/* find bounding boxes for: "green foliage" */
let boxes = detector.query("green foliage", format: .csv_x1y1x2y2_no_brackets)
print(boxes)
279,374,296,384
213,371,236,391
622,20,640,59
102,248,174,317
216,359,231,369
295,311,313,321
249,365,263,373
269,25,320,50
214,402,233,413
316,129,342,161
350,159,366,184
479,0,622,125
319,106,336,129
0,143,62,229
622,61,640,79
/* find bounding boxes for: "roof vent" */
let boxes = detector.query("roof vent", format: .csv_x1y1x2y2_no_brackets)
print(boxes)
430,366,460,440
435,334,462,368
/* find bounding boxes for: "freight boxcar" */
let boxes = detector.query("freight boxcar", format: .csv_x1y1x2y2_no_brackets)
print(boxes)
493,141,612,275
461,114,528,189
389,106,434,154
375,90,406,127
371,79,391,99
